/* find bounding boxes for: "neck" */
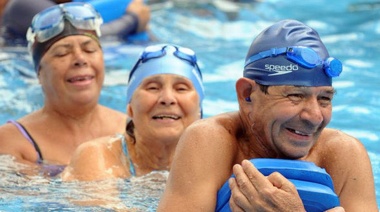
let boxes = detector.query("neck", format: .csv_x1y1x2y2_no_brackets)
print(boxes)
126,135,177,175
40,103,104,143
238,111,279,159
44,94,100,116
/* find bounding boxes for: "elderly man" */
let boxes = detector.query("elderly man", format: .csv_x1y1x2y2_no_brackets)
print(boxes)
158,19,378,211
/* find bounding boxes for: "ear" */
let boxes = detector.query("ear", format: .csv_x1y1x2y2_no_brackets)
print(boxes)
127,104,133,118
236,77,257,104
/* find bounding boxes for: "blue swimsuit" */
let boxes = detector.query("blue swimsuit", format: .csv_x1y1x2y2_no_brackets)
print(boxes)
120,134,136,176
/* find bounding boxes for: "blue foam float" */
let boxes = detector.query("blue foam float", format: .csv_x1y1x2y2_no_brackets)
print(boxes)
216,158,340,212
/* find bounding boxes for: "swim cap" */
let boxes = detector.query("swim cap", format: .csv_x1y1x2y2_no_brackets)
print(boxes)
26,2,102,73
244,19,342,86
29,20,100,73
126,44,204,105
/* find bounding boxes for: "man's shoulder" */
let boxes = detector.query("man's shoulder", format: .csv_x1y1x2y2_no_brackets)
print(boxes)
190,111,241,130
317,128,365,154
320,128,358,142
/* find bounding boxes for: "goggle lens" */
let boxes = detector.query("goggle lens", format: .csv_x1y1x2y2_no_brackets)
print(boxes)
64,4,97,19
174,47,197,65
287,47,320,68
325,57,342,77
32,7,63,30
141,45,166,62
28,2,102,43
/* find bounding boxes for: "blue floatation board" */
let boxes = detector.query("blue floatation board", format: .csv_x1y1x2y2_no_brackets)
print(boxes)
216,158,340,212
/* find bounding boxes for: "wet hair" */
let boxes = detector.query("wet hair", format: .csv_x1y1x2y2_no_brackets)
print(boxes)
258,83,269,94
126,120,136,144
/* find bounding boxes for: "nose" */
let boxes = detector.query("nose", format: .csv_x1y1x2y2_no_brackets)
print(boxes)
299,98,324,126
159,88,177,106
72,48,88,67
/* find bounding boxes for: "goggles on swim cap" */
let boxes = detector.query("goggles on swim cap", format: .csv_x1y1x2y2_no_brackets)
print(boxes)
126,44,204,105
26,2,102,45
245,46,342,78
129,45,203,82
244,46,342,77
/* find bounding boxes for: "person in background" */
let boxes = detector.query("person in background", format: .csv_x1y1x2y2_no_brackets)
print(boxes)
0,2,126,176
61,43,204,181
0,0,150,46
158,19,378,211
0,0,7,22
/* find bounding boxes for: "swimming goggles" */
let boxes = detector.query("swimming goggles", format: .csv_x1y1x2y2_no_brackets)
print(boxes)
244,46,342,77
26,2,103,44
128,45,203,81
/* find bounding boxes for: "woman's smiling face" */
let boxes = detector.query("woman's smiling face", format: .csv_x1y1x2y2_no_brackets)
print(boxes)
128,74,201,142
38,35,104,106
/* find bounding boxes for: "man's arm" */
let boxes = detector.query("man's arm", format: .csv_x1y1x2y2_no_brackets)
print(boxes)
158,119,236,211
327,130,378,211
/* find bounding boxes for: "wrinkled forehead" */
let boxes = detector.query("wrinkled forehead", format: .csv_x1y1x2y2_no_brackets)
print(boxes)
138,74,195,86
268,84,336,94
47,35,100,49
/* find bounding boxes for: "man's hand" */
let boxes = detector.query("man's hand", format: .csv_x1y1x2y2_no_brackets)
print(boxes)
228,159,305,211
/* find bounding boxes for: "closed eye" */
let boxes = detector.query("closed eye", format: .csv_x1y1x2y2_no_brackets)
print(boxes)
147,85,159,90
287,93,304,102
176,85,190,92
318,95,333,106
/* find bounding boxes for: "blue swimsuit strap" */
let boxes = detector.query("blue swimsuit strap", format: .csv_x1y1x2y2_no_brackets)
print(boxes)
119,134,136,176
7,120,43,163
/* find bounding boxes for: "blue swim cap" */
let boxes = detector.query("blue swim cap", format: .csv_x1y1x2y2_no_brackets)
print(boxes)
244,19,342,86
126,44,204,106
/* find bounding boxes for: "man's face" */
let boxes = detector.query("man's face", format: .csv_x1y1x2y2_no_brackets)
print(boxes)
248,85,334,158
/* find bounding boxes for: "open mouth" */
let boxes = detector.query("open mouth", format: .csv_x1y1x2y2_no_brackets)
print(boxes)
153,115,181,120
67,76,93,83
287,128,311,136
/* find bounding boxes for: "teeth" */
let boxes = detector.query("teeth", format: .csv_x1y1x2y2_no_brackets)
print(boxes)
153,115,180,120
294,130,308,136
68,76,91,82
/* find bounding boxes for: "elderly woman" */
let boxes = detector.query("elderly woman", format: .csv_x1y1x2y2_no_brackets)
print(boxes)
0,2,126,175
62,43,204,181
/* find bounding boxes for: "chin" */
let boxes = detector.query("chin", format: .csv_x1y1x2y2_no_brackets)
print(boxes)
284,149,310,159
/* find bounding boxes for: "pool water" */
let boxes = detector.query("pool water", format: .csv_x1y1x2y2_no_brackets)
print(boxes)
1,0,379,210
0,155,167,211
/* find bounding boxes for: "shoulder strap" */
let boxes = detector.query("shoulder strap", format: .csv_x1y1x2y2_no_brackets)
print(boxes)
119,133,136,176
7,120,43,163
